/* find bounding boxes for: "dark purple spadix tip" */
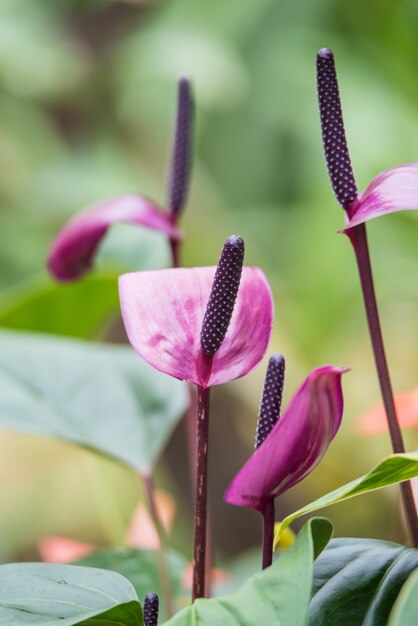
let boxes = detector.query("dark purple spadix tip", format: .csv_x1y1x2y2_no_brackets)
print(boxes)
143,592,159,626
317,48,358,211
255,354,285,448
200,235,245,356
167,77,194,217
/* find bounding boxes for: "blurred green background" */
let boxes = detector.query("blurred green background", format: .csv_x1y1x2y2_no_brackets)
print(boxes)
0,0,417,568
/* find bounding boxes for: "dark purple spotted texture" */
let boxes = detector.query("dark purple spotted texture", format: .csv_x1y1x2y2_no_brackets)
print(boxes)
167,77,194,216
255,354,286,448
317,48,358,210
200,235,245,356
143,592,159,626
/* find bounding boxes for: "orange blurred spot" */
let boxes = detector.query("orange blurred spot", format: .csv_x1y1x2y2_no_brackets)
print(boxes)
125,490,176,549
39,536,94,563
356,388,418,435
181,563,231,589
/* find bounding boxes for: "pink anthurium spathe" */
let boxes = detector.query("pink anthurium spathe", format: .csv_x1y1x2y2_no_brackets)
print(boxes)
342,163,418,232
48,78,193,280
224,365,346,513
47,195,181,281
317,49,418,232
120,234,273,598
119,265,273,389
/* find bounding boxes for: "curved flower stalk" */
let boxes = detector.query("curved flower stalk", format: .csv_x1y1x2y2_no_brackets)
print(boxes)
119,235,274,599
224,357,346,568
48,78,193,281
317,47,418,546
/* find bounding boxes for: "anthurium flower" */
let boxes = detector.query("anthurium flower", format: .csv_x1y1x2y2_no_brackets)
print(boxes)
356,387,418,436
317,47,418,547
47,195,181,281
118,243,273,389
317,48,418,232
224,364,346,513
48,78,193,280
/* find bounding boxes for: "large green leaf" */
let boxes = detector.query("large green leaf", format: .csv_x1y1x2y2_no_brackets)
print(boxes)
275,452,418,540
389,567,418,626
0,562,142,625
78,547,188,622
310,538,418,626
163,518,333,626
0,330,188,474
0,275,119,339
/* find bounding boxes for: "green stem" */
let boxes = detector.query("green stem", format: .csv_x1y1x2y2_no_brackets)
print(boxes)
142,474,174,617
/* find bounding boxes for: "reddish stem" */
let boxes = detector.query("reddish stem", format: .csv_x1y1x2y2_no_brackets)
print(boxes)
261,499,275,569
192,385,211,600
348,222,418,547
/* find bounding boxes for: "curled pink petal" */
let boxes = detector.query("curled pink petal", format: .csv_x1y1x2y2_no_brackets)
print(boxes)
224,365,347,512
47,195,181,281
119,266,274,388
342,163,418,231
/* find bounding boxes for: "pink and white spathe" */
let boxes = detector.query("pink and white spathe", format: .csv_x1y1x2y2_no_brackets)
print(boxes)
224,365,347,512
342,163,418,232
119,266,274,389
47,195,181,281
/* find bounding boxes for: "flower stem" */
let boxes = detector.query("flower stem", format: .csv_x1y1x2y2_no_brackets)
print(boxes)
142,474,174,617
169,237,180,268
348,222,418,547
261,499,275,569
192,385,211,600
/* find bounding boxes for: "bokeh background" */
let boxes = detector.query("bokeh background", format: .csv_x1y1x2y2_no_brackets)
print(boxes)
0,0,418,571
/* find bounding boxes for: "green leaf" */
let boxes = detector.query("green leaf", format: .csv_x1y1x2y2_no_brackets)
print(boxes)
275,452,418,540
0,275,119,339
0,330,188,474
0,562,142,625
389,567,418,626
163,518,333,626
0,227,170,340
78,547,188,622
310,538,418,626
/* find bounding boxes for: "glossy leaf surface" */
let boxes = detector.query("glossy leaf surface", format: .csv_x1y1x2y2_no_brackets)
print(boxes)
310,538,418,626
78,547,188,623
275,451,418,540
163,518,333,626
0,563,142,625
0,330,188,474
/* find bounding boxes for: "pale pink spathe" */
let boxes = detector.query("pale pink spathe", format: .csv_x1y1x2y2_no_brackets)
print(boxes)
342,163,418,232
47,195,181,281
119,267,274,388
224,366,347,512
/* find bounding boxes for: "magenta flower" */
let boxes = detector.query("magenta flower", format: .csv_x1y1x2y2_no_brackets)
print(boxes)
120,235,273,597
317,47,418,545
118,252,273,389
317,49,418,232
224,364,346,513
48,78,193,280
47,195,181,281
342,164,418,231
